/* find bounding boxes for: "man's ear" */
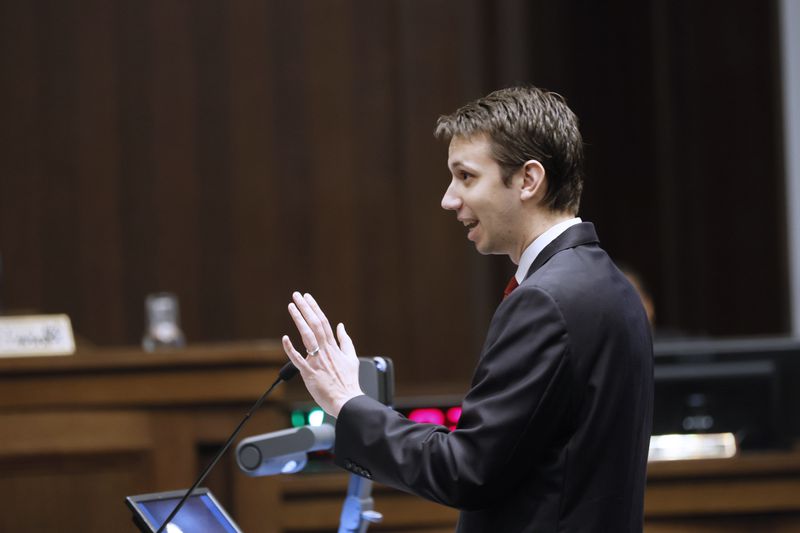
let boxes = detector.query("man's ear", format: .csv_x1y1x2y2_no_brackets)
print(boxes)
520,160,546,202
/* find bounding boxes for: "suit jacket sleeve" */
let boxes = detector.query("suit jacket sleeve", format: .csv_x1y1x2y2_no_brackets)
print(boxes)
333,286,574,510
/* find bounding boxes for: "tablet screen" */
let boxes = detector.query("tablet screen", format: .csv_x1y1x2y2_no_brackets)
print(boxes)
126,488,242,533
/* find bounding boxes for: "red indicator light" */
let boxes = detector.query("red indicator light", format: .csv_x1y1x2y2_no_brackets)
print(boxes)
446,407,462,425
407,408,445,425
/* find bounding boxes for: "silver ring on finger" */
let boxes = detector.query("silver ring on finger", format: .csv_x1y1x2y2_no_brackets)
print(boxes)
307,346,320,357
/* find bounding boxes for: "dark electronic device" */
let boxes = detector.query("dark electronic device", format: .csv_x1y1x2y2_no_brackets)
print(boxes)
653,337,800,449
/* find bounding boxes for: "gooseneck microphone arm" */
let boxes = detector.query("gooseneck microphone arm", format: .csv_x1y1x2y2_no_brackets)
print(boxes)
154,361,299,533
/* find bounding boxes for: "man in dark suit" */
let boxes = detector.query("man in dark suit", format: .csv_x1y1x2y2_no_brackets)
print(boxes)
282,86,653,532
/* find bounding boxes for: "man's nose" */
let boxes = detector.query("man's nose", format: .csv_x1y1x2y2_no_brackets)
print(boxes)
441,183,461,211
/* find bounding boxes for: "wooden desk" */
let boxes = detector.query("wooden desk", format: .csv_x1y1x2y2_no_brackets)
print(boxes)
645,447,800,532
0,343,288,533
2,348,799,532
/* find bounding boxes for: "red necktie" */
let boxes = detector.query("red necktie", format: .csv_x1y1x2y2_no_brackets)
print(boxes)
503,276,519,299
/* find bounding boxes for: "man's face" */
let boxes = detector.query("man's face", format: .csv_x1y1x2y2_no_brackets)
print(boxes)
441,134,524,260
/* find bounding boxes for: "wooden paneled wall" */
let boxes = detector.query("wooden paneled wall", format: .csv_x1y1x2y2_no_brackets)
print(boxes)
0,0,789,386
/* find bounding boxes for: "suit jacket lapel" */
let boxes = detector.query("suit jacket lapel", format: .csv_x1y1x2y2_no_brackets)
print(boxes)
524,222,600,280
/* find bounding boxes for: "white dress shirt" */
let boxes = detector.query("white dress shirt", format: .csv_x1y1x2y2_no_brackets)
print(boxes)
514,218,582,283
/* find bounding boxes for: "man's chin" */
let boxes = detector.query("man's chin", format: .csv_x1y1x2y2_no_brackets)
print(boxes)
473,242,511,258
473,242,495,256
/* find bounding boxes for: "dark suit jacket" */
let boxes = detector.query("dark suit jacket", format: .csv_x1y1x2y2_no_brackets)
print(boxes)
334,223,654,532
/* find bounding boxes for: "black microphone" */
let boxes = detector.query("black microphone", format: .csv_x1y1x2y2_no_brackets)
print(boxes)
278,360,299,382
154,358,300,533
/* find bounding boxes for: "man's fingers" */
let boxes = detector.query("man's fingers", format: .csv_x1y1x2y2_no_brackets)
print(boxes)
288,302,321,354
337,323,355,356
304,293,336,344
282,335,312,373
292,292,330,347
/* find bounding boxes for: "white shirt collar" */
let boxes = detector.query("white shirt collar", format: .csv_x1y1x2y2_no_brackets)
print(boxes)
514,218,582,283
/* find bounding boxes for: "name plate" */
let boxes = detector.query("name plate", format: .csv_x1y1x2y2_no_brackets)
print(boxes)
0,314,76,357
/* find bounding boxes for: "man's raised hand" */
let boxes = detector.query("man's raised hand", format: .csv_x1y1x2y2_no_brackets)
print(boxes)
281,292,363,417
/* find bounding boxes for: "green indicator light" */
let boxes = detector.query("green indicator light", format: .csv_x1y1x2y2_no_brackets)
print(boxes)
290,410,306,427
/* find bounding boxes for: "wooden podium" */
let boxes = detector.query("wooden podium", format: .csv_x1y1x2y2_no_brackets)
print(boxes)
0,343,288,533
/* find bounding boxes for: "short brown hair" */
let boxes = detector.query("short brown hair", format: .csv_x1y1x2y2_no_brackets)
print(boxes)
435,86,584,214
